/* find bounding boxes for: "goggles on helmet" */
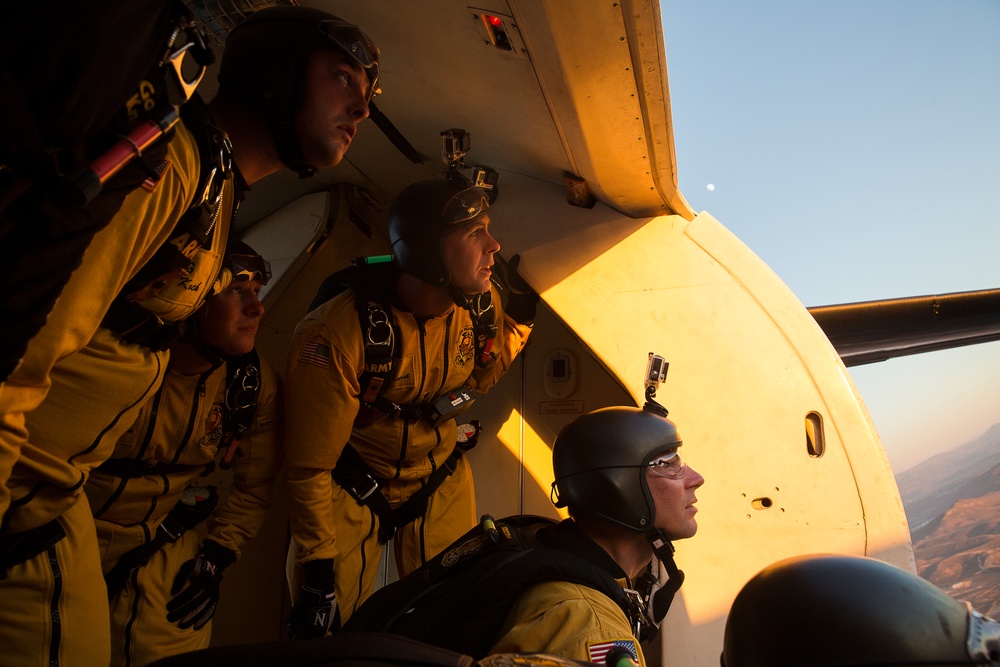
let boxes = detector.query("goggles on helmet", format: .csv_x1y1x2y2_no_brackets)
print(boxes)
557,452,687,486
442,187,490,226
318,19,381,98
229,253,272,285
646,451,687,480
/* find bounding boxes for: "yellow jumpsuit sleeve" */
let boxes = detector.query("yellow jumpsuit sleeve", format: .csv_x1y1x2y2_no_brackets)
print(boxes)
206,355,285,556
0,122,201,523
282,295,365,563
490,580,647,666
464,284,533,393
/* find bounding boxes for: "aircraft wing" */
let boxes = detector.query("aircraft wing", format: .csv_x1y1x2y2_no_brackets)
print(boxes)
809,288,1000,366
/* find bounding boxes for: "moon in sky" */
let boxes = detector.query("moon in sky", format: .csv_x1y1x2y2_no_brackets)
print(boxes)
706,183,715,191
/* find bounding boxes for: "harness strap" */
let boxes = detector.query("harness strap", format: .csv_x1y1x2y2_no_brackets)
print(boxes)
634,529,686,642
104,486,218,598
96,457,201,479
332,423,481,544
350,264,498,417
356,296,396,408
468,291,498,369
0,519,66,580
364,397,423,422
219,349,261,470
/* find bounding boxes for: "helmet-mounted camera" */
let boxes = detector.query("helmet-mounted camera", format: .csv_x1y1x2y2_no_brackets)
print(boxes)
644,352,670,417
439,129,499,204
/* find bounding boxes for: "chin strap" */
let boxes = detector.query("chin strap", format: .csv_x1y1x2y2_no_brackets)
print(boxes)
176,319,228,370
272,119,317,178
192,340,229,370
643,529,686,629
446,282,471,309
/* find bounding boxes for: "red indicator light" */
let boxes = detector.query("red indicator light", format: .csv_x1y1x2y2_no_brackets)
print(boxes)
479,13,513,51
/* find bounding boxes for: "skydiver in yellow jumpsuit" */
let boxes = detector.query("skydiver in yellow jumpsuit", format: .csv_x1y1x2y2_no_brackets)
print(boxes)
85,241,282,667
491,405,705,664
283,177,537,637
340,400,705,665
0,8,379,665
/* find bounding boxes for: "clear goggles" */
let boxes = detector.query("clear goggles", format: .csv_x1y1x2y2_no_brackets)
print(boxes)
228,253,271,285
318,19,381,98
645,450,687,480
442,187,491,225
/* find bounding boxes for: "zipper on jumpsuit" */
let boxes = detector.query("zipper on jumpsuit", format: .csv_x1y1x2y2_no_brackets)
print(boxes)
148,371,210,522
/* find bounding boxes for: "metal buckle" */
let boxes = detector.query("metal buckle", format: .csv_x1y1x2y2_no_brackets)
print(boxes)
166,41,206,102
157,517,182,542
226,362,260,412
470,290,494,319
353,475,380,501
365,302,394,350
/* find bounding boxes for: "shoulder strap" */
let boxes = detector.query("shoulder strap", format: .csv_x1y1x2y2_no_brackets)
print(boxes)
310,262,401,408
219,348,260,470
354,289,397,408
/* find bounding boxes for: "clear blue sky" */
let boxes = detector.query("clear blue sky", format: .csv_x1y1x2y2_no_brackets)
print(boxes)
663,0,1000,473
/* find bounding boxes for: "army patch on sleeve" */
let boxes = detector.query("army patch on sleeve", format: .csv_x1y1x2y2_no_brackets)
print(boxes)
587,638,638,664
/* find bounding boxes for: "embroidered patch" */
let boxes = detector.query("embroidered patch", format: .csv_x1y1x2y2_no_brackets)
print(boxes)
440,534,488,567
588,639,638,664
201,405,224,447
454,326,475,366
299,340,332,369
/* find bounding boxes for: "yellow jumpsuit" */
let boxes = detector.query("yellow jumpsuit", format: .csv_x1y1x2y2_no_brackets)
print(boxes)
490,520,647,666
85,353,282,667
283,283,531,621
0,120,234,667
490,580,646,666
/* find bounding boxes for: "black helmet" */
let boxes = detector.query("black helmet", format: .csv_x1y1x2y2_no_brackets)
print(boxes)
551,405,683,532
217,6,379,175
388,177,492,293
721,554,1000,667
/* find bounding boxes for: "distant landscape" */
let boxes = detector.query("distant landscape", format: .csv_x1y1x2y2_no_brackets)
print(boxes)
896,422,1000,618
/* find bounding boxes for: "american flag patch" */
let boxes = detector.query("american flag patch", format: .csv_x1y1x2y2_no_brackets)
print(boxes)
298,340,331,369
141,157,171,192
588,639,638,665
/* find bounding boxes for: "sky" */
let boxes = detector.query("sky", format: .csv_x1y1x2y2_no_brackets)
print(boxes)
662,0,1000,473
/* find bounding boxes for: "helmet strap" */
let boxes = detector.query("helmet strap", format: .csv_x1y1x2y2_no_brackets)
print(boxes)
447,282,471,308
272,119,316,178
177,312,233,370
191,339,229,370
645,529,686,623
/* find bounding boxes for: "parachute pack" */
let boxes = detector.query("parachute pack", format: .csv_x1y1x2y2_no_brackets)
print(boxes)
0,0,213,380
343,515,643,659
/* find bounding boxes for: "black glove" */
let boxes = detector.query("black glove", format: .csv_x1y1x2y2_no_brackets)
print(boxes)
493,254,539,325
166,539,236,630
287,559,339,640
